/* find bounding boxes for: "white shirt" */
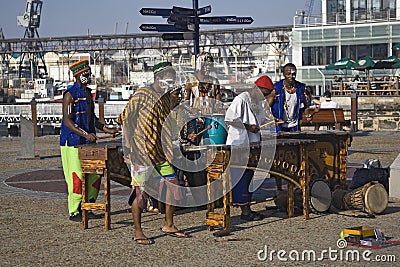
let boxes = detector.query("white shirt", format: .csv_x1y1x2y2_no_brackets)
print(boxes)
320,99,339,108
224,92,266,145
282,91,298,128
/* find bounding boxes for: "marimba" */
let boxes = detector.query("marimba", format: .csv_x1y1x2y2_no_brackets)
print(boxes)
76,139,131,230
183,138,317,232
277,131,352,190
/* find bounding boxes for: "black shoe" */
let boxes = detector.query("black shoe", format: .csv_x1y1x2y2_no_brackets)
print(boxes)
87,211,102,219
69,213,82,222
240,211,265,221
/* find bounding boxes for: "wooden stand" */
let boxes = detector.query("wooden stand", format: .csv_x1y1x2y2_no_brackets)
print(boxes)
78,146,111,231
205,150,232,231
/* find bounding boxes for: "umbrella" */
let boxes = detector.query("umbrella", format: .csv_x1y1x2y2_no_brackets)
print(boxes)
325,58,358,70
374,55,400,69
354,56,377,71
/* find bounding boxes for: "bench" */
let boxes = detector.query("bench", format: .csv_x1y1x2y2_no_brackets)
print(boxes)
302,108,349,130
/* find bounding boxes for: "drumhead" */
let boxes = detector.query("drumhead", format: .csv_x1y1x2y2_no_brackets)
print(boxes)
309,179,332,213
364,183,388,214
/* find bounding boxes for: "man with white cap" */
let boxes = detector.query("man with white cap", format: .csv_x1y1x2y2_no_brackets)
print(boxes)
224,75,275,221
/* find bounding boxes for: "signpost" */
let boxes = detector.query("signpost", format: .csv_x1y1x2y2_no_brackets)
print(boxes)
161,32,195,41
139,8,171,17
139,1,253,57
139,24,191,32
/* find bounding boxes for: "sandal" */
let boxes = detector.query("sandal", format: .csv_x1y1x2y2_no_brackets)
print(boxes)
133,237,154,245
160,228,191,238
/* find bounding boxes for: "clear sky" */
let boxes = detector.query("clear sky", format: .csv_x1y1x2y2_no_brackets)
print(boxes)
0,0,321,39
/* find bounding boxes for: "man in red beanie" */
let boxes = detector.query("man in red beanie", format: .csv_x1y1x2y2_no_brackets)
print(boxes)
224,75,275,221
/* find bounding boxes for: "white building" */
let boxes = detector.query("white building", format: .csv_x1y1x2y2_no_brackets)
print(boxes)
292,0,400,94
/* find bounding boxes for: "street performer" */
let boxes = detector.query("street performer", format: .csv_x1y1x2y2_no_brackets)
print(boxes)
60,59,118,222
119,61,190,245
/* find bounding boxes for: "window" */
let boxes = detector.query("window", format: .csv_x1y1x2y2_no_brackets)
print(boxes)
303,46,337,66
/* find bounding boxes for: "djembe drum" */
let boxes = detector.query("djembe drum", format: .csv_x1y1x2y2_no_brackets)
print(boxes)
309,179,332,214
332,181,388,215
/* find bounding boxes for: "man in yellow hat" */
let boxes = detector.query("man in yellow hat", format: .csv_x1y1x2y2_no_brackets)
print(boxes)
60,59,119,222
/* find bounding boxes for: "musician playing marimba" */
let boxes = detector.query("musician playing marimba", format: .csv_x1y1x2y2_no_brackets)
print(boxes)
120,62,190,245
271,63,306,191
60,60,119,222
224,75,276,221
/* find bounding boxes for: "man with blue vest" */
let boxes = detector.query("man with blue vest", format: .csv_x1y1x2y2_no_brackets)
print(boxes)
60,59,118,222
271,63,306,191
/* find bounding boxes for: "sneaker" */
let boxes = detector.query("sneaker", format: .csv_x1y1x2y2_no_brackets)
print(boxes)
69,213,82,222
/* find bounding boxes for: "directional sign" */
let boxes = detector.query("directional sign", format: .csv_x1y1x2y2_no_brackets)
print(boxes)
168,13,195,24
197,5,211,15
199,16,237,24
139,24,190,32
139,8,171,17
172,6,195,16
234,17,254,24
162,32,194,41
174,22,195,31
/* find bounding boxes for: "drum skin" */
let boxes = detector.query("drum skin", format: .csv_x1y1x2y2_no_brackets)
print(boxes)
309,179,332,213
364,183,388,215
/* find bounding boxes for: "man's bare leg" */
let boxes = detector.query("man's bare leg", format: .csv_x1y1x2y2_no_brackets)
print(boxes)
132,197,153,244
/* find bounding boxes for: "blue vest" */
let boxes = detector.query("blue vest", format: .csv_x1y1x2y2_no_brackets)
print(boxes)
271,80,305,132
60,83,93,146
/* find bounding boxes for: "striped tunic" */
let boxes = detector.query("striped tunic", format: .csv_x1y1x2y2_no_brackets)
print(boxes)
121,86,173,167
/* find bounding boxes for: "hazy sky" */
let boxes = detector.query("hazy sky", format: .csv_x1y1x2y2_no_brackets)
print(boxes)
0,0,321,38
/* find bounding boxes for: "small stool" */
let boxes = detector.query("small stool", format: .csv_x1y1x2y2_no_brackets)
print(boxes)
78,146,111,230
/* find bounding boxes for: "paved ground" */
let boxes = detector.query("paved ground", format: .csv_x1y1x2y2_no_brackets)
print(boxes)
0,132,399,266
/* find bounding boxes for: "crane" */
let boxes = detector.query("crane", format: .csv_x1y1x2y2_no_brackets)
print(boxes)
299,0,315,24
16,0,48,79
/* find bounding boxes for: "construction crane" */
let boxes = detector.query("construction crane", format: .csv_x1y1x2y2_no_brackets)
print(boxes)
299,0,315,24
16,0,48,79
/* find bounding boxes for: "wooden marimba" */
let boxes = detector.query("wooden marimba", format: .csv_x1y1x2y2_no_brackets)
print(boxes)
184,138,317,232
76,139,131,230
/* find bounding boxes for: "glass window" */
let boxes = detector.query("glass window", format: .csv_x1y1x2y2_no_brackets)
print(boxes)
302,46,337,66
327,0,347,23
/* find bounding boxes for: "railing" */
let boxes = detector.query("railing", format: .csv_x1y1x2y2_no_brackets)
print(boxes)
0,102,127,125
329,81,400,96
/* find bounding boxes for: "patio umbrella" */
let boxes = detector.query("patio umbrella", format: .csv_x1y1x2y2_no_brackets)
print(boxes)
354,56,377,71
354,56,377,78
325,57,358,70
374,55,400,69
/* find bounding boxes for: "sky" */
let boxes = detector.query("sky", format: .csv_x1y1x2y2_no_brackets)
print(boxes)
0,0,321,39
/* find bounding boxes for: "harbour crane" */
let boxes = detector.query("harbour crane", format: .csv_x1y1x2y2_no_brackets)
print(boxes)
16,0,48,79
299,0,315,24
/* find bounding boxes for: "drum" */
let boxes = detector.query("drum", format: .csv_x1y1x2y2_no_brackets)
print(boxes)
203,114,227,145
343,181,388,214
331,187,348,210
309,179,332,214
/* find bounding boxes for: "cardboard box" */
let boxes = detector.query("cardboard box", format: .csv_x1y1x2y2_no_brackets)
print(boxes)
342,226,375,239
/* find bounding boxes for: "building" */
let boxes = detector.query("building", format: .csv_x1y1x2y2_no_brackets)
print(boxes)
292,0,400,95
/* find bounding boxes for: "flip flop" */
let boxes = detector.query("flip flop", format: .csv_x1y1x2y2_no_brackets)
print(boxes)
133,237,154,245
160,228,191,238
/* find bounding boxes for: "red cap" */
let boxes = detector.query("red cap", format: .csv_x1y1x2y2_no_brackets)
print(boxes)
254,75,274,90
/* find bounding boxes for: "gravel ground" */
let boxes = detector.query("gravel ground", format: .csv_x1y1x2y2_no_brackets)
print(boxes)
0,132,399,266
